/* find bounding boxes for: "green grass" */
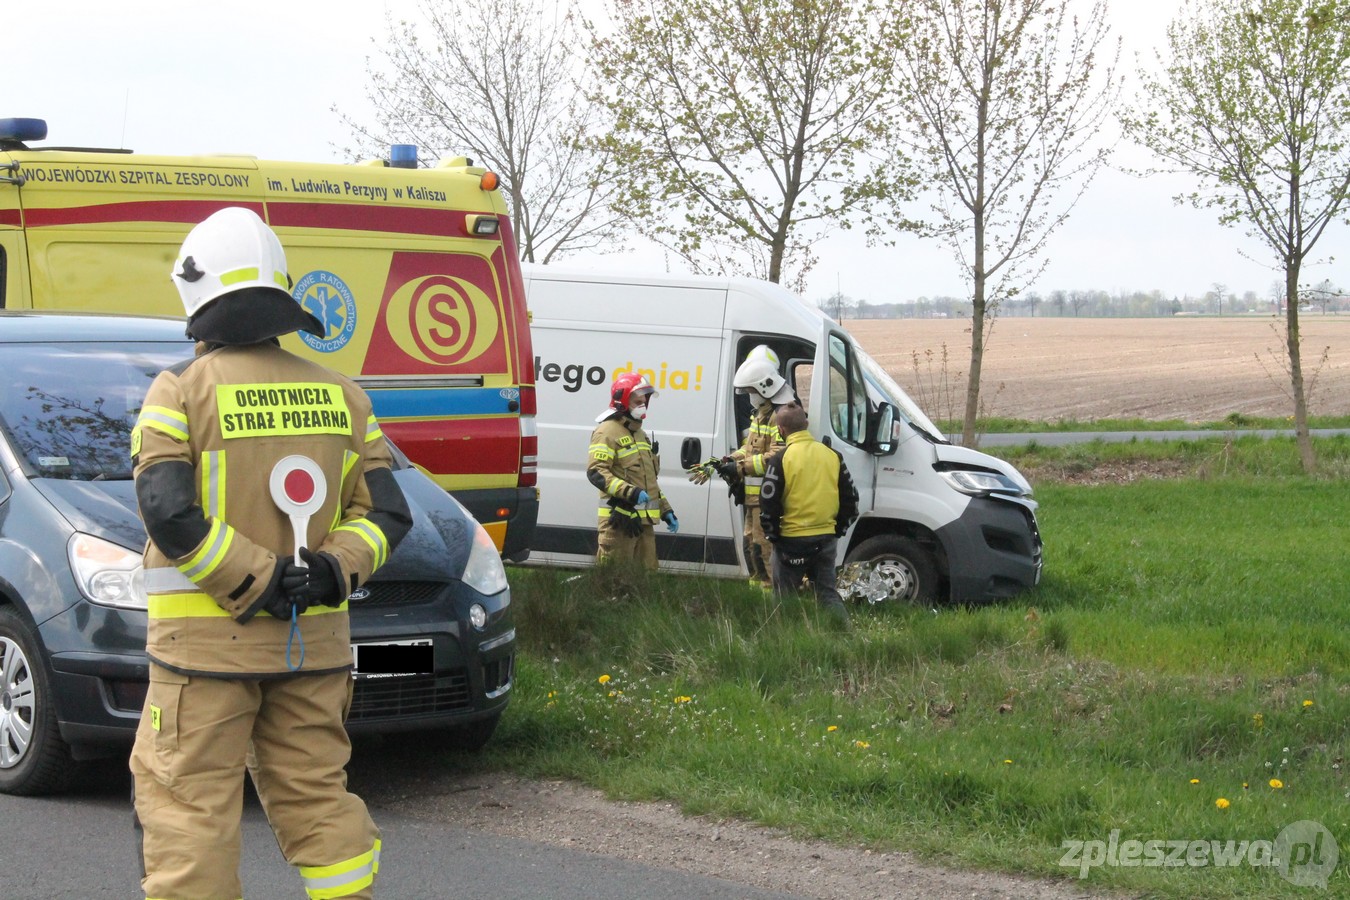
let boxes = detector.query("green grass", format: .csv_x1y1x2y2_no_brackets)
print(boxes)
465,440,1350,898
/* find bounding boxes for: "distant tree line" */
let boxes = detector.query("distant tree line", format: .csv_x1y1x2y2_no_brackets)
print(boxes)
818,280,1348,319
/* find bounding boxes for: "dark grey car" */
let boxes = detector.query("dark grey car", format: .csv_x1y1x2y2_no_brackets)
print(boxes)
0,311,515,795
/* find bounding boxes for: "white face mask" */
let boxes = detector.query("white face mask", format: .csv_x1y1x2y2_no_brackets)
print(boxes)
629,402,648,420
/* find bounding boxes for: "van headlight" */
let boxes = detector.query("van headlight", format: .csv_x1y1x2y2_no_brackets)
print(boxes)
461,523,509,596
939,469,1026,498
68,534,147,610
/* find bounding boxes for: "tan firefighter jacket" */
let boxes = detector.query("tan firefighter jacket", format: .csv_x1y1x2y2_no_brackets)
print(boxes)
732,400,784,507
131,341,407,677
587,415,672,527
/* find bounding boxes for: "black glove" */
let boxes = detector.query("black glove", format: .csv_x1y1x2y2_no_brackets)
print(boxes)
714,456,740,480
282,547,345,608
262,555,307,620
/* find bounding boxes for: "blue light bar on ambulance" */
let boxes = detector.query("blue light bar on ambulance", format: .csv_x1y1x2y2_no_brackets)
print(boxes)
0,118,48,143
390,144,418,169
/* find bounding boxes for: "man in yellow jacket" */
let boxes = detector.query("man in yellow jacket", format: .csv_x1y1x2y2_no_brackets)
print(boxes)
759,402,859,625
130,207,412,900
587,372,677,569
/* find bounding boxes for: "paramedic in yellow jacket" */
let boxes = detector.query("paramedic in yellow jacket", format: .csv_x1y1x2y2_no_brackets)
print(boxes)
129,207,412,900
587,372,677,569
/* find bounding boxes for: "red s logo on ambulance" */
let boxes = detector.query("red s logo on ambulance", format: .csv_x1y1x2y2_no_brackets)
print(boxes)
363,252,509,375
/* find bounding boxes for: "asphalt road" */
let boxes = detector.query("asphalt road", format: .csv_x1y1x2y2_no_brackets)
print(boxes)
969,428,1350,447
0,758,800,900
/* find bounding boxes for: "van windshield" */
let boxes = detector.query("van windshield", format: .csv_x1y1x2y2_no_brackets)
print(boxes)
854,345,947,443
0,342,187,481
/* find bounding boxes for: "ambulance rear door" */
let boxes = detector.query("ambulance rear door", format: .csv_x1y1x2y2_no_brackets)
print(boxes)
260,159,533,553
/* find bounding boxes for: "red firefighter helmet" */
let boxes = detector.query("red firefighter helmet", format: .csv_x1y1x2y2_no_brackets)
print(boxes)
598,372,658,422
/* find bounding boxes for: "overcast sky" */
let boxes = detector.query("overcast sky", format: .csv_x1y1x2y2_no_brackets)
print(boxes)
10,0,1348,305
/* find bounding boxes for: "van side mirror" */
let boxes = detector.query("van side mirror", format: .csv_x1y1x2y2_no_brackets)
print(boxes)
680,436,702,470
870,402,899,456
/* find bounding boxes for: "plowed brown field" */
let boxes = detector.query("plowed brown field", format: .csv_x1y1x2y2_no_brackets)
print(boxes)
845,315,1350,422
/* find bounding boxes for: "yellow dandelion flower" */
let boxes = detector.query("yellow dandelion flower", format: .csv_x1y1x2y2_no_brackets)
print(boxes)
598,674,611,685
827,725,839,732
854,740,870,749
1269,778,1284,789
1252,713,1264,729
1243,782,1249,790
673,696,692,704
1215,798,1230,810
1004,759,1013,765
607,690,617,698
1303,699,1315,708
547,691,557,699
1190,778,1200,785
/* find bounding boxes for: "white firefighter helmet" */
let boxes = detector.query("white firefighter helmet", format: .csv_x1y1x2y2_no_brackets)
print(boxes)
172,207,323,343
733,345,794,405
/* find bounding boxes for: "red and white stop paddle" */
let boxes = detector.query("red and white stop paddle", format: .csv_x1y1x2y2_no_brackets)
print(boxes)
269,455,327,567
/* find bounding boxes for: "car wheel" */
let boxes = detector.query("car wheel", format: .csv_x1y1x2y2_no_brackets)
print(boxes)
0,607,78,796
441,712,502,753
840,536,941,606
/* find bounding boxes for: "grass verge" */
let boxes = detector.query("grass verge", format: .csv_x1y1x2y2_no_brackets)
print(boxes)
474,443,1349,898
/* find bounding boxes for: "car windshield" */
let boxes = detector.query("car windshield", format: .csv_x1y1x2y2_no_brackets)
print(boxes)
0,342,190,481
854,345,948,444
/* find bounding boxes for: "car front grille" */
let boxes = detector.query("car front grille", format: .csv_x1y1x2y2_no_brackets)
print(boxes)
348,670,472,721
350,581,447,608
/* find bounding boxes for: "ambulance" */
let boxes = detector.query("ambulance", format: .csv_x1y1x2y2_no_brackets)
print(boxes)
0,118,537,559
524,265,1043,605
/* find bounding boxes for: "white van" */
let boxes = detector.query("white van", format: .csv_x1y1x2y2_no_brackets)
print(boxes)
523,265,1042,604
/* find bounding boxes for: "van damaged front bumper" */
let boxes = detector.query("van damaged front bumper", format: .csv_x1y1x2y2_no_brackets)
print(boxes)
935,494,1042,604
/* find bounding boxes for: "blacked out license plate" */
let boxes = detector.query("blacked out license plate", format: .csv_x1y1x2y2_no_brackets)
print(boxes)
351,639,433,677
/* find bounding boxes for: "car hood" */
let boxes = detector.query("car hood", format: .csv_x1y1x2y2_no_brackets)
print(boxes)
31,469,473,582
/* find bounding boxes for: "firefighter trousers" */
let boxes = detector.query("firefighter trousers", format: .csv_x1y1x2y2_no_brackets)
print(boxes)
596,517,658,570
131,664,380,900
742,505,771,584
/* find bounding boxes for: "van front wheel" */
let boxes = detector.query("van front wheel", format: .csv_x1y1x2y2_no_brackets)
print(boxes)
840,536,940,606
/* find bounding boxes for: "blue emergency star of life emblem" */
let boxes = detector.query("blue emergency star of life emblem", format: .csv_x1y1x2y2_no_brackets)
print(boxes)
293,270,357,354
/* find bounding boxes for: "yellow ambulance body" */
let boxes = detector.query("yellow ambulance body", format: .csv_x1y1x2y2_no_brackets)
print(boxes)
0,118,537,559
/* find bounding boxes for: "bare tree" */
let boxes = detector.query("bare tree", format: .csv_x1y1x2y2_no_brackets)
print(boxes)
587,0,914,290
1124,0,1350,472
820,290,856,320
335,0,623,263
896,0,1121,445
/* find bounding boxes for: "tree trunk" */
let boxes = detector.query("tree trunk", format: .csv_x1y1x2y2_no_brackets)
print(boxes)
963,273,986,446
1285,265,1316,472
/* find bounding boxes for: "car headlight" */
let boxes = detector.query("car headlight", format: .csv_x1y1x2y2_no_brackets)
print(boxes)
461,523,509,596
68,533,146,610
938,469,1026,497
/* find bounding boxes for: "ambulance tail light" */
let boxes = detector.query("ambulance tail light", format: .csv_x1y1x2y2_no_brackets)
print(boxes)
518,386,537,488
